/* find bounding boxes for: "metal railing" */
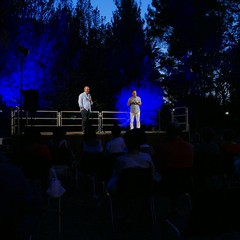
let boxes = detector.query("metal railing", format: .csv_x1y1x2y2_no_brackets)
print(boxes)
171,106,189,132
60,111,101,132
11,107,189,135
11,108,59,135
101,111,129,132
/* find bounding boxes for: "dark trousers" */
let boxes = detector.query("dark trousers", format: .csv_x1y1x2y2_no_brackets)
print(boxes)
81,109,90,131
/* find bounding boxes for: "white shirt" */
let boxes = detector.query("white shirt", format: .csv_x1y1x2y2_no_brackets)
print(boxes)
107,152,154,191
128,96,141,114
78,92,92,111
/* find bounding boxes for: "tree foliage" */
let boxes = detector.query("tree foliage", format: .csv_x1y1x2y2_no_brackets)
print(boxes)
1,0,240,129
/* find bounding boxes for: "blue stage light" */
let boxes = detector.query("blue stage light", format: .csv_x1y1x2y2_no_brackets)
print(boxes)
114,82,164,128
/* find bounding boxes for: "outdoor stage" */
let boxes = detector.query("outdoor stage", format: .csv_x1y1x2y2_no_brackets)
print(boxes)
10,107,189,135
5,106,190,154
40,130,168,156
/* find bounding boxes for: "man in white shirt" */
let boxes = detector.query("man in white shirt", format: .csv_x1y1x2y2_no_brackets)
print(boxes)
127,90,142,129
78,86,93,133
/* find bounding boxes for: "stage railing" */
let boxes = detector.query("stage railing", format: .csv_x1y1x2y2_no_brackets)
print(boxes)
11,108,59,135
171,106,189,132
60,111,101,132
11,107,189,135
101,111,129,132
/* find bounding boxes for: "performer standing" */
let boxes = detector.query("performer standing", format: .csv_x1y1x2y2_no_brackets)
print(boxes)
127,90,142,129
78,86,93,133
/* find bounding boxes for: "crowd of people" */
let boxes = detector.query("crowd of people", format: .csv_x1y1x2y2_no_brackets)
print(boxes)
1,120,240,238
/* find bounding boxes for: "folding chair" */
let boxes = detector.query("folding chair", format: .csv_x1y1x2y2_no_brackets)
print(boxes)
47,168,66,238
105,167,157,232
76,152,105,198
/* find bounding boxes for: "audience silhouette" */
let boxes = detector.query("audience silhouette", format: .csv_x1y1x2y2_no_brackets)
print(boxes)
48,127,75,167
156,121,194,214
107,128,156,192
105,124,127,155
0,145,44,239
194,126,221,190
12,127,52,194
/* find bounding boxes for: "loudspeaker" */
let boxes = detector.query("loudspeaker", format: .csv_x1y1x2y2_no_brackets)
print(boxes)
24,90,39,113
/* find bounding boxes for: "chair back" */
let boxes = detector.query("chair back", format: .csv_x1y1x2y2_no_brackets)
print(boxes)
116,167,153,199
79,152,103,175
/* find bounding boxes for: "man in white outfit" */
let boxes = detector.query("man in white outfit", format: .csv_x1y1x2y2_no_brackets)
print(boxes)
127,90,142,129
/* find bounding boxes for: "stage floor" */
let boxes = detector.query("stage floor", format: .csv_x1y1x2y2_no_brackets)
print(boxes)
41,130,166,135
40,130,167,156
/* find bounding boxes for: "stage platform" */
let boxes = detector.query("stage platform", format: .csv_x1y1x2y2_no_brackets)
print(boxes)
0,130,169,161
39,130,168,156
10,107,189,135
1,128,190,156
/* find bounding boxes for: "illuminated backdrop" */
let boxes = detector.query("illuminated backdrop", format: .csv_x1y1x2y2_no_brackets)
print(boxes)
115,82,164,129
0,1,164,130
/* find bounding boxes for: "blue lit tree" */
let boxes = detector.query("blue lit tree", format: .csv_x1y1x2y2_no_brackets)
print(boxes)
0,0,63,109
106,0,163,127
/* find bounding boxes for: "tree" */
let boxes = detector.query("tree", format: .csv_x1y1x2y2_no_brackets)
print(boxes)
146,0,228,129
147,0,224,95
102,0,161,107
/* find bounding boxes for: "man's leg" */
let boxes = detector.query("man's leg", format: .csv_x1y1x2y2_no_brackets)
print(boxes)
81,109,88,132
86,110,90,126
136,112,141,128
130,112,135,130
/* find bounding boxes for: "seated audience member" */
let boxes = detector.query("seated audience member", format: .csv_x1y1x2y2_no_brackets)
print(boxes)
107,128,156,192
157,121,194,171
0,148,44,239
78,123,103,178
220,128,240,184
156,121,194,213
81,123,103,154
12,127,53,193
104,125,127,181
48,127,75,167
139,129,154,158
105,125,127,155
194,127,221,190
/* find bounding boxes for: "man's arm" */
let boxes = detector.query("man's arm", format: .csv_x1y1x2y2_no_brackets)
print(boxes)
127,98,132,106
138,97,142,106
78,94,84,110
89,94,93,105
